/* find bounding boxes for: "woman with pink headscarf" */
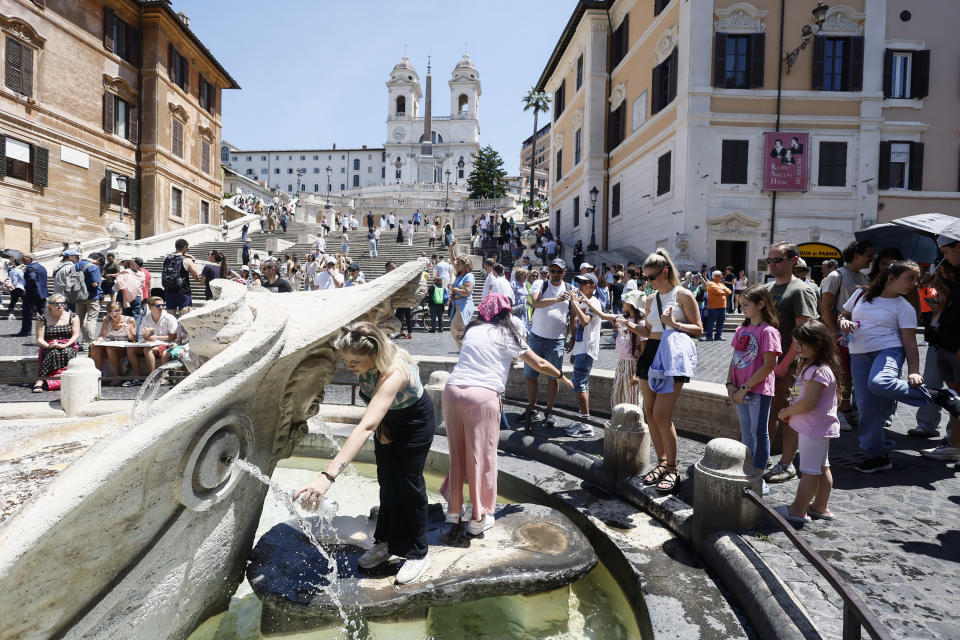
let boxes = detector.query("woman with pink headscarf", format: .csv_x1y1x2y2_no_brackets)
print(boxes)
440,293,572,535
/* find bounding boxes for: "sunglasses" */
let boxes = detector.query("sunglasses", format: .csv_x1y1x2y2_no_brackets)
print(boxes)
108,309,121,314
50,302,67,307
643,268,664,280
765,256,790,264
548,268,563,275
153,304,165,308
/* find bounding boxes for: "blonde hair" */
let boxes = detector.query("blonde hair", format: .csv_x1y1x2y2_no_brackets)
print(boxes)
453,254,471,272
643,248,681,287
335,321,414,376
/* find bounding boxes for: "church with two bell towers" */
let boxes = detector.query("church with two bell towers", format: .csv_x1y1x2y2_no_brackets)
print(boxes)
384,54,482,186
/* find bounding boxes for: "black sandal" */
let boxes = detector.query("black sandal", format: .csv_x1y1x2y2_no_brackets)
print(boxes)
656,467,681,494
642,461,668,486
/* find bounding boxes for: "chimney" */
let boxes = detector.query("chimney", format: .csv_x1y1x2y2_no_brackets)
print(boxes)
176,11,190,27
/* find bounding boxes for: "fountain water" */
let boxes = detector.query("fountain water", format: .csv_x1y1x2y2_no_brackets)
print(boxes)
130,361,182,417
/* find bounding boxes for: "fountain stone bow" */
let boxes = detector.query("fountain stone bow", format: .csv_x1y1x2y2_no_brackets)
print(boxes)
0,261,427,640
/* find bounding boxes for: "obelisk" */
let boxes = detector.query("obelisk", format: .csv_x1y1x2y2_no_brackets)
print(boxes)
417,56,437,183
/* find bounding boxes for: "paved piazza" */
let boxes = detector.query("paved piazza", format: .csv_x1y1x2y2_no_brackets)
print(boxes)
2,328,956,639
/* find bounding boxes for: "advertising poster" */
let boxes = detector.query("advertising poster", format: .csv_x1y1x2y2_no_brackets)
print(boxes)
763,132,808,191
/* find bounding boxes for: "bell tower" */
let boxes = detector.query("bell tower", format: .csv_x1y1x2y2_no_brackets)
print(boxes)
449,54,481,122
386,57,421,122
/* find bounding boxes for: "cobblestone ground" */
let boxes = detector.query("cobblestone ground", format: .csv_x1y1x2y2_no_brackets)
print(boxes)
2,326,956,638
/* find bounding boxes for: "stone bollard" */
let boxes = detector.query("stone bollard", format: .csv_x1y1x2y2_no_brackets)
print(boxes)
693,438,763,549
60,356,101,417
602,403,649,492
424,370,450,431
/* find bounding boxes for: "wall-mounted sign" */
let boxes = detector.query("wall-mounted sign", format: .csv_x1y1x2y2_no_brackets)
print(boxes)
763,132,809,192
797,242,842,260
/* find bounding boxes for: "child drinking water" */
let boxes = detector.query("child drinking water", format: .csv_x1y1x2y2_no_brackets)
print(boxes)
778,320,841,524
725,285,781,493
611,290,646,413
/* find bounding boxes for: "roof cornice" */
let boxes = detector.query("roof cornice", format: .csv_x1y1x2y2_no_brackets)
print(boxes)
535,0,609,92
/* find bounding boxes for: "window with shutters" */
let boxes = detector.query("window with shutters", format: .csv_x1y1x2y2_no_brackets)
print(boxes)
607,103,627,151
171,119,184,157
813,36,864,91
170,186,183,217
573,196,580,227
2,135,40,184
554,80,565,120
273,168,280,174
575,129,582,165
611,182,621,217
817,141,847,187
221,146,229,161
555,208,562,235
713,34,765,89
882,49,929,99
353,158,360,170
879,141,923,191
200,200,210,225
200,140,211,174
576,55,583,90
198,76,216,115
168,45,189,92
5,36,34,97
720,140,749,184
610,14,629,70
353,175,359,187
556,149,562,181
657,151,672,197
103,170,138,209
651,48,678,113
103,10,139,65
314,184,319,192
103,93,137,142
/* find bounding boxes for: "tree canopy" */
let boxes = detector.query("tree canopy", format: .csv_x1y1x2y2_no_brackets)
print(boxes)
466,145,507,199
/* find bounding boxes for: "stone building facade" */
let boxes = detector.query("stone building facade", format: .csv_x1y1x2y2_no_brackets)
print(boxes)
520,122,551,207
538,0,959,279
0,0,237,253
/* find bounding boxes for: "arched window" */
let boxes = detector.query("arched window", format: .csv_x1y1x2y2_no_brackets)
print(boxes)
395,95,406,116
221,146,229,161
418,131,444,144
458,94,469,113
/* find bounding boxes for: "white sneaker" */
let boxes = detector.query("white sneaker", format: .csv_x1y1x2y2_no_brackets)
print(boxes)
358,542,394,569
395,554,431,585
920,439,960,461
445,505,469,524
466,513,495,536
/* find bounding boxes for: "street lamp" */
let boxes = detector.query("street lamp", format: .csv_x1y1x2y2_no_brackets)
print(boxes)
324,166,332,209
444,169,451,212
583,185,600,252
785,2,830,74
114,174,127,221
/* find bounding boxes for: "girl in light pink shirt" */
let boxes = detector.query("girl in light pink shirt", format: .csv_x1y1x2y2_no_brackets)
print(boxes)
778,320,841,524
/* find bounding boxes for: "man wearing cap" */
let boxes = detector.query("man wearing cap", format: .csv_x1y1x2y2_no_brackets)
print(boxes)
14,253,47,337
522,258,573,427
260,260,293,293
75,253,104,343
564,272,615,437
312,257,343,290
920,228,960,464
579,262,594,276
52,250,80,300
345,263,366,287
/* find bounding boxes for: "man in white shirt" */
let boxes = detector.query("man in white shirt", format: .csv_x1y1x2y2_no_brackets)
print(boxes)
488,263,513,300
313,235,326,257
544,238,558,261
432,255,453,290
480,257,496,299
313,257,344,290
128,295,179,383
522,259,573,428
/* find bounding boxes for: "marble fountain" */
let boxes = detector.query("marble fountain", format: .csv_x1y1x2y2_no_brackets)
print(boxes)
0,260,749,640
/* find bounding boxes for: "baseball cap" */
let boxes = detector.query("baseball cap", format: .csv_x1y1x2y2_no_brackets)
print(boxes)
348,263,360,271
62,249,80,257
325,256,337,265
794,258,809,270
574,273,598,285
580,262,593,270
539,266,549,273
550,258,566,269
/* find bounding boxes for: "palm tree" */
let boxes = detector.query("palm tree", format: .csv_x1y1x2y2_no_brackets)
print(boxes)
521,89,550,219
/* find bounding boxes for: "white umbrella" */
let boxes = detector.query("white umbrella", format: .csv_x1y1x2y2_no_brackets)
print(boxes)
891,213,959,238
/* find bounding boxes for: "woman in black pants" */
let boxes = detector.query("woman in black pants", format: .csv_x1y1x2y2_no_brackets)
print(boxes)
294,322,434,585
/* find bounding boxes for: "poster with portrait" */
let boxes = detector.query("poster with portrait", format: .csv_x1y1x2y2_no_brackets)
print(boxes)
763,132,808,191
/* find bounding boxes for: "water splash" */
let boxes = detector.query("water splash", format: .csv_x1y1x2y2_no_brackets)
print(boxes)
131,361,182,417
231,459,359,639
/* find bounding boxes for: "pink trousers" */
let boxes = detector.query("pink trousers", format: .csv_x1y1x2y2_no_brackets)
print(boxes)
440,384,501,521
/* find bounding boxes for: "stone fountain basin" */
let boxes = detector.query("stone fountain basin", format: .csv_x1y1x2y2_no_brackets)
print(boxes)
247,502,597,633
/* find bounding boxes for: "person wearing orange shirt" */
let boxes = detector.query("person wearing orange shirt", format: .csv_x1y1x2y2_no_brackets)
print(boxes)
702,270,732,341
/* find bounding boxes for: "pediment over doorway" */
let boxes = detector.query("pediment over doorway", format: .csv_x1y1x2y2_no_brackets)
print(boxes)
707,210,762,234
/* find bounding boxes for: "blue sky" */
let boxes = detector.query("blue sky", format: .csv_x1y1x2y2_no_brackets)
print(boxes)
176,0,577,173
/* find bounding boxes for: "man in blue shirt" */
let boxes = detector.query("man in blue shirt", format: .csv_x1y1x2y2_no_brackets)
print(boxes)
14,253,47,337
75,253,103,343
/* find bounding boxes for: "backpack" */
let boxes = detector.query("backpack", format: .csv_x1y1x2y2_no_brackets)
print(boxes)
432,285,445,305
161,254,186,292
58,264,89,304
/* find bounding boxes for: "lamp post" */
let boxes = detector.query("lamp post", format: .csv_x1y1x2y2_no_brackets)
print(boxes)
583,185,600,252
785,2,829,74
444,169,451,212
324,166,332,209
114,175,127,221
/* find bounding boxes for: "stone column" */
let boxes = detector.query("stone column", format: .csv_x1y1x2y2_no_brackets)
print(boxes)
424,370,450,431
602,403,649,492
693,438,763,548
60,356,101,417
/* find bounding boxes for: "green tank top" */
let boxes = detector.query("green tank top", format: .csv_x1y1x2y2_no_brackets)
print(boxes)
357,361,423,410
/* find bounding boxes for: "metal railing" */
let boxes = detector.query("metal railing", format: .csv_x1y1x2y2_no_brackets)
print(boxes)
742,488,894,640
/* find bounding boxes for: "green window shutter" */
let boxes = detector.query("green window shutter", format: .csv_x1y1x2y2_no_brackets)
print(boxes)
103,9,114,52
103,169,113,204
103,93,114,133
5,37,22,94
127,102,138,143
749,33,765,88
882,49,893,98
32,146,48,187
128,177,139,211
713,33,727,87
911,50,930,99
20,45,33,97
847,36,864,91
878,141,891,190
811,36,825,90
908,142,924,191
0,134,7,178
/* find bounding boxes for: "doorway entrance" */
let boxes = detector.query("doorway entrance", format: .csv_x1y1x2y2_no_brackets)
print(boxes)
715,240,747,273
